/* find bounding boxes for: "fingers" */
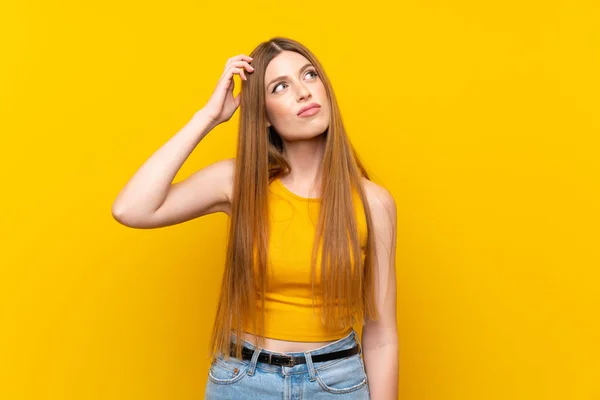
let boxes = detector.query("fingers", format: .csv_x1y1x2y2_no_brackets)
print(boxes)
221,65,254,85
223,61,254,77
223,55,255,79
226,54,253,68
237,61,254,74
218,54,254,92
225,56,254,74
232,67,246,81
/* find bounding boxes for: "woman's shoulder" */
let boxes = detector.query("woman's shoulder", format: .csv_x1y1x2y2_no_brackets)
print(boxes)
359,177,396,215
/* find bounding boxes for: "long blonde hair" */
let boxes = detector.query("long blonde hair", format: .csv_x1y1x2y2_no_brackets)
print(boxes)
209,37,380,361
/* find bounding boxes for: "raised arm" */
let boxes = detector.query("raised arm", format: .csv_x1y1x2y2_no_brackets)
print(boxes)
111,54,254,228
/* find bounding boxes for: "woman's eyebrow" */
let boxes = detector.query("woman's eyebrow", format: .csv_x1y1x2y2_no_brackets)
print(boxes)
266,63,314,88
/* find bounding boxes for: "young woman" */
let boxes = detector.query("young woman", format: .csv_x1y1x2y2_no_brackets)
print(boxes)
112,37,399,399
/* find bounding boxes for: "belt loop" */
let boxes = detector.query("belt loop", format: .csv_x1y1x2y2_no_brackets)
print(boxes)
304,350,316,382
247,346,262,376
353,329,363,355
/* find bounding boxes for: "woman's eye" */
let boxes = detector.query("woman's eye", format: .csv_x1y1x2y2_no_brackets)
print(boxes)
272,70,319,93
272,83,284,93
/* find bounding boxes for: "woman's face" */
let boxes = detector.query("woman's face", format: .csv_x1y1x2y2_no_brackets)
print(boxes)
264,51,330,141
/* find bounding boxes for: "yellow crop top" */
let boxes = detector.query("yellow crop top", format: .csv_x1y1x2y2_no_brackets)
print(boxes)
242,176,368,342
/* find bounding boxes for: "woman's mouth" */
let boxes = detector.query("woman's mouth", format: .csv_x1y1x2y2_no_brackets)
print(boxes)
297,105,321,117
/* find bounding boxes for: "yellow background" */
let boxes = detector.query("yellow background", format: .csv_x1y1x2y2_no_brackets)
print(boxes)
1,0,599,399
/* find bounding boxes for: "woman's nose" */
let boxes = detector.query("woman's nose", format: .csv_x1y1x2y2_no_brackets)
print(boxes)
297,84,312,100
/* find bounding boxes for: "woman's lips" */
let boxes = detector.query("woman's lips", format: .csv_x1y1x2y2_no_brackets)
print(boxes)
298,106,321,117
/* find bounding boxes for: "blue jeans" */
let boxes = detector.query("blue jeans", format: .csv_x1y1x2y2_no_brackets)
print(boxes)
204,329,371,399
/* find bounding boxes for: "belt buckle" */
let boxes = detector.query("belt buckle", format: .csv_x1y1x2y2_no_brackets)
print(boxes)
266,353,296,367
281,355,296,367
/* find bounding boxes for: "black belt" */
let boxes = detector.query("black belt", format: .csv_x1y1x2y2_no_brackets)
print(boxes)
230,343,360,367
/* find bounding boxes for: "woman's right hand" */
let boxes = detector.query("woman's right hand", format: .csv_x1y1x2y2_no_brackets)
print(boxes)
202,54,255,126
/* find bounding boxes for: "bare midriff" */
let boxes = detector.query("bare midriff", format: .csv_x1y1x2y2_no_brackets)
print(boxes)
240,331,338,353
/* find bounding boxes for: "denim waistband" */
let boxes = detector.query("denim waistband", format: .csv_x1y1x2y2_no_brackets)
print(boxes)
231,329,358,356
227,328,361,375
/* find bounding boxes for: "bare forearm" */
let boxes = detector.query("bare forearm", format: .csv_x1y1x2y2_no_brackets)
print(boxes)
363,338,399,399
112,109,217,216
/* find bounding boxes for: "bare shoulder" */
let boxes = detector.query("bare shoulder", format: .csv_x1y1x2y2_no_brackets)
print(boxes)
359,177,396,216
359,177,397,244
